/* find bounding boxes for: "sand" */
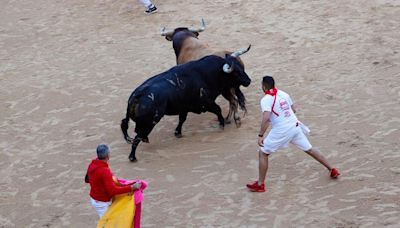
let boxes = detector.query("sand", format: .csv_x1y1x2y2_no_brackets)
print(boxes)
1,0,399,227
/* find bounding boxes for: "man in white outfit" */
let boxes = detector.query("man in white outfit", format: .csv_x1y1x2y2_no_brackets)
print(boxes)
138,0,157,14
246,76,340,192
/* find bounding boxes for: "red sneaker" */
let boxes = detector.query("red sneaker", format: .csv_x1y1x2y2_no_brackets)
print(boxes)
246,181,265,192
330,168,340,178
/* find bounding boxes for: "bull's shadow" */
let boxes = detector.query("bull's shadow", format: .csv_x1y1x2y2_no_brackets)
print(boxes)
121,47,251,162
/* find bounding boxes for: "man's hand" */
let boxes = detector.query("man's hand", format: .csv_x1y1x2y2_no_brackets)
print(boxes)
258,137,264,147
131,181,142,191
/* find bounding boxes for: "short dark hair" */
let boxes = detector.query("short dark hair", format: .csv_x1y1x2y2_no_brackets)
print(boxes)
262,76,275,90
96,144,109,160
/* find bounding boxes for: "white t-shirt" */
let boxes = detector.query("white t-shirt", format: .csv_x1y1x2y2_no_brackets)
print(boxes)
260,90,298,133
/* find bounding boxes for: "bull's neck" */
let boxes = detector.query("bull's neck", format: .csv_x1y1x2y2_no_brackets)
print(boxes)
172,33,198,61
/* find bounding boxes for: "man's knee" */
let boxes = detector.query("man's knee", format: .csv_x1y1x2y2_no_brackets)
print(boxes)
304,146,313,153
259,150,270,157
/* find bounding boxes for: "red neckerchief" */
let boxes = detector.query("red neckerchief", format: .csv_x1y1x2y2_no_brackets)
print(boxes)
264,88,279,116
264,88,278,96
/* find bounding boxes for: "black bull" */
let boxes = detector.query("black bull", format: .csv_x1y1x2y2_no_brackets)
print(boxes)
121,54,251,162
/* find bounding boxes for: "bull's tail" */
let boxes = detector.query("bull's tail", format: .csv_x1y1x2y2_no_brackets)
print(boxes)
121,102,135,144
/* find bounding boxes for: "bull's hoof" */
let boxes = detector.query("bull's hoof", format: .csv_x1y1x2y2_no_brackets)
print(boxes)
234,118,241,128
129,155,137,162
219,124,225,130
125,136,134,144
174,131,183,138
225,118,232,124
174,130,183,138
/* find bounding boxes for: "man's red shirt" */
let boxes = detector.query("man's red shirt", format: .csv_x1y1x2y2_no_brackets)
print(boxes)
86,159,131,202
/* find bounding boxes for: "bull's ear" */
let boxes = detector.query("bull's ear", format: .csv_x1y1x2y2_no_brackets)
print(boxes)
165,36,172,41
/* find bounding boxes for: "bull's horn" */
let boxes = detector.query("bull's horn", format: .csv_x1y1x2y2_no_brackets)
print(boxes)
231,44,251,58
188,18,206,33
223,45,251,73
161,27,174,36
223,62,235,73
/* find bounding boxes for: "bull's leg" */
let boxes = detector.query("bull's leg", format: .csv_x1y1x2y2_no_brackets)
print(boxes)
129,136,141,162
229,99,241,128
233,109,241,128
129,117,159,162
223,88,241,127
174,112,187,138
206,102,225,129
236,87,247,114
121,118,134,144
222,93,233,124
226,101,241,127
225,111,232,124
231,98,241,128
229,88,241,128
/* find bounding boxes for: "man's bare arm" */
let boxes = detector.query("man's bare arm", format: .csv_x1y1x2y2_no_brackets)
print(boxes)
259,111,271,137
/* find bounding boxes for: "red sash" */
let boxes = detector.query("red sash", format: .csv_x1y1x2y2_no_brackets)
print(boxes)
265,88,279,116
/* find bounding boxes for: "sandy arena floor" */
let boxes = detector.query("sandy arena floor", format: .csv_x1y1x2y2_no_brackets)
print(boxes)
1,0,400,227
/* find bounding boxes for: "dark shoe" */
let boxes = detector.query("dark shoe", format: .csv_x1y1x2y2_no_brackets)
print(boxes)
145,5,157,14
330,168,340,178
246,181,265,192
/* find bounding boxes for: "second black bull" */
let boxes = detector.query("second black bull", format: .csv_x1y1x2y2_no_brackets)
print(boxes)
121,47,251,162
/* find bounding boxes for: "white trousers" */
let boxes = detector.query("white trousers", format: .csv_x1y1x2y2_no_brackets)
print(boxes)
138,0,153,8
90,197,112,218
260,125,312,154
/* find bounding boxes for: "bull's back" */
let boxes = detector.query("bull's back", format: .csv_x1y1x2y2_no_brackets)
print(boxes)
177,38,230,65
130,69,210,117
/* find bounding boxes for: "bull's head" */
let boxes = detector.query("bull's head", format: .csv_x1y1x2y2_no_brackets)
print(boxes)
161,19,206,41
223,45,252,87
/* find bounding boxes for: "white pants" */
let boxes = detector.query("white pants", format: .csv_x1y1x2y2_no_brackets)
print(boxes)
260,125,312,154
138,0,153,8
90,197,112,218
